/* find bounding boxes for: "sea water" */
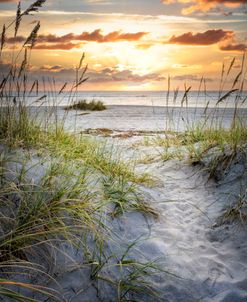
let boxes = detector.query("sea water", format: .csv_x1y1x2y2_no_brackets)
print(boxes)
7,90,247,108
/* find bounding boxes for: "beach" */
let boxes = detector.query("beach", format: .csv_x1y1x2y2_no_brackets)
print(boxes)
30,104,247,133
1,0,247,300
1,102,247,301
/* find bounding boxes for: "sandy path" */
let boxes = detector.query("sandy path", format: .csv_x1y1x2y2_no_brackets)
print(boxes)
129,146,247,302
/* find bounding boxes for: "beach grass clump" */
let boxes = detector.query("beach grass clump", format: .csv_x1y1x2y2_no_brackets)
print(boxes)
120,263,161,301
183,124,247,150
0,273,64,302
152,123,247,164
45,129,153,185
65,99,106,111
0,158,97,263
0,150,160,301
88,238,163,302
0,153,83,300
183,124,247,164
0,103,44,148
217,190,247,226
102,175,158,218
158,54,247,165
0,153,106,301
0,1,160,301
113,260,160,302
0,110,152,185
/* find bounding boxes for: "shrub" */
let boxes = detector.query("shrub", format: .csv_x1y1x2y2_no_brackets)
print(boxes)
65,100,106,111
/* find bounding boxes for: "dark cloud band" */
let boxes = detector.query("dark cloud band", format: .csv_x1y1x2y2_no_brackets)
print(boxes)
5,29,148,50
166,29,233,45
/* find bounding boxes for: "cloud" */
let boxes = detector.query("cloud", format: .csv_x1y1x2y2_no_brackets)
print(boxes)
31,65,165,84
166,29,246,52
6,29,148,49
167,29,233,45
0,63,164,85
161,0,247,14
172,74,213,82
86,67,165,83
219,42,247,51
34,42,82,50
84,0,113,5
40,65,63,71
135,43,154,49
172,64,189,68
77,29,148,42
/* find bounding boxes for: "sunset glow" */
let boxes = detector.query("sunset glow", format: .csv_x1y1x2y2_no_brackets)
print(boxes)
0,0,246,90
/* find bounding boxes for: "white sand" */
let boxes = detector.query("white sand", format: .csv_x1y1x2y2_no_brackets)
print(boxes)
31,105,247,132
2,105,247,301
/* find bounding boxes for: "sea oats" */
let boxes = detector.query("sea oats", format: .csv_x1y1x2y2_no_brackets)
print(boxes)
0,25,6,53
15,2,21,38
21,0,46,16
18,48,28,78
24,22,40,49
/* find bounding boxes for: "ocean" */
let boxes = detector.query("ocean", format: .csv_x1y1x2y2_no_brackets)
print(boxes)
7,90,247,108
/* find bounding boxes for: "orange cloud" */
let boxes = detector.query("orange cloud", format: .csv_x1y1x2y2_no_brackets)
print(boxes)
173,74,213,82
34,43,82,50
78,30,148,42
40,65,63,71
84,68,166,83
6,29,148,48
161,0,246,14
219,42,247,51
167,29,233,45
135,43,154,49
166,29,246,52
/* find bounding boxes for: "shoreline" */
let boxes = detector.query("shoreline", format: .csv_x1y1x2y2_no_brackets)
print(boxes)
27,104,247,132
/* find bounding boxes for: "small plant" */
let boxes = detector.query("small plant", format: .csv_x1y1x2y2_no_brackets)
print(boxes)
45,131,152,184
115,260,160,302
0,103,44,147
65,99,106,111
95,239,164,302
217,190,247,226
102,175,158,218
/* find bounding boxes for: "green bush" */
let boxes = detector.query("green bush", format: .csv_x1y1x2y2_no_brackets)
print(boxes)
65,100,106,111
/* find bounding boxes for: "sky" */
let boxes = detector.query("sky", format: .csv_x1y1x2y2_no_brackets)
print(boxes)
0,0,247,91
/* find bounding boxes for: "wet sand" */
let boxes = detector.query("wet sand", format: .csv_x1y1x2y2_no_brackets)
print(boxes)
32,104,247,132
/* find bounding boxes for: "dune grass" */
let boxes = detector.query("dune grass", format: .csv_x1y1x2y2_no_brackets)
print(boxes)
142,122,247,164
102,175,158,218
0,68,156,301
0,99,157,301
0,2,160,301
0,104,44,148
0,0,247,300
65,100,106,111
217,190,247,226
0,155,89,301
0,150,159,301
150,55,247,165
0,103,152,185
45,129,152,185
